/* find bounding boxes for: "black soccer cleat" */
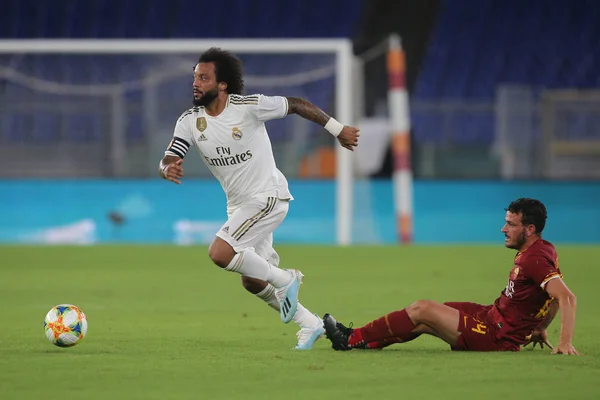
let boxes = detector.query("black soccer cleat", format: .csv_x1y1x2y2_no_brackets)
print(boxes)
323,313,354,351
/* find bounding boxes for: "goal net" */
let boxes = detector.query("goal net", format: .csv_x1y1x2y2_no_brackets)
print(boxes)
0,39,356,244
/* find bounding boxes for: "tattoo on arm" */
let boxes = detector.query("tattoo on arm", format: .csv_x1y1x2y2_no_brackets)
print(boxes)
286,97,331,126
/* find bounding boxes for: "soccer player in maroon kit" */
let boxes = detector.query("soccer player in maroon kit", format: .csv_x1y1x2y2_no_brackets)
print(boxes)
323,198,580,355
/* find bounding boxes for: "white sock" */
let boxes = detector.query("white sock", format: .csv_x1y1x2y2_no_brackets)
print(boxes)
293,304,321,328
255,284,321,328
225,249,292,288
255,284,279,312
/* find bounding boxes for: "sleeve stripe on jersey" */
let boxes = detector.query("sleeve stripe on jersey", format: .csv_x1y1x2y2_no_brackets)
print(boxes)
230,100,259,105
178,110,193,122
540,273,562,289
177,107,200,122
166,137,191,158
230,94,259,105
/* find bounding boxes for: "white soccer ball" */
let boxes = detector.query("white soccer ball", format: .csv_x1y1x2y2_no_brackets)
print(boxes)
43,304,88,347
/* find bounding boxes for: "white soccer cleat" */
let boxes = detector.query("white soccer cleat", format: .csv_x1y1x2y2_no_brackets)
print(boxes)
275,269,303,323
294,320,325,350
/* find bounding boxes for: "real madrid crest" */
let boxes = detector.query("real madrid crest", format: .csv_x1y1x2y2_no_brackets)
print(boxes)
196,117,207,132
232,127,243,140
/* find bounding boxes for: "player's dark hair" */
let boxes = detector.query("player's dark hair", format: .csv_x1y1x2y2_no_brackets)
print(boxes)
506,198,547,234
197,47,244,95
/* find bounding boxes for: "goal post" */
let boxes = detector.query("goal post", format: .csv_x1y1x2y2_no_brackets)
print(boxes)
386,34,413,244
0,38,355,245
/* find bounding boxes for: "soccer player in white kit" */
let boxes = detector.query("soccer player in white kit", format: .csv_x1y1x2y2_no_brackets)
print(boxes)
159,48,360,350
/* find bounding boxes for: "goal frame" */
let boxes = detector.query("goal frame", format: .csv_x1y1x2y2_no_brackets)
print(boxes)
0,38,355,245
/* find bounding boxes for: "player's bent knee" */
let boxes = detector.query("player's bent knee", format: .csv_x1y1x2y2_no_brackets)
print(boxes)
208,237,235,268
406,299,436,322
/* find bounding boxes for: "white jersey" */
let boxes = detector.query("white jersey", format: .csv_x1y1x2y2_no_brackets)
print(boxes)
164,94,293,208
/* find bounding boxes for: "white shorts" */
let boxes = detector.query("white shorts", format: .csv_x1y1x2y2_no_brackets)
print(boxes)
216,197,288,267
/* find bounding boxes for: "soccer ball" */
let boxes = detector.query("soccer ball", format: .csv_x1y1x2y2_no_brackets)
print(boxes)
43,304,88,347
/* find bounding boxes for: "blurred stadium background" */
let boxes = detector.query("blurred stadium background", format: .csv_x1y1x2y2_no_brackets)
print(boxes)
1,0,599,245
2,2,600,400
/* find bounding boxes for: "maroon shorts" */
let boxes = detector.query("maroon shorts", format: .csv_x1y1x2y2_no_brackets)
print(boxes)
444,302,520,352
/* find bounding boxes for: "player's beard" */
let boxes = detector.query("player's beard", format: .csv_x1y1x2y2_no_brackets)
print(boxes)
193,87,218,107
507,230,527,250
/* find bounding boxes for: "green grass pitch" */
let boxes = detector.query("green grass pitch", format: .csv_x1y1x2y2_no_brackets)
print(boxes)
1,245,599,399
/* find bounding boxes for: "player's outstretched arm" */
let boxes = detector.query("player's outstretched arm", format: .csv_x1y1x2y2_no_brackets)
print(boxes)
286,97,360,151
159,155,184,185
545,278,580,355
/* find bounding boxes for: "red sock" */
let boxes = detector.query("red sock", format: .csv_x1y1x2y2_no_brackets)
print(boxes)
347,328,365,347
356,309,417,346
365,334,422,349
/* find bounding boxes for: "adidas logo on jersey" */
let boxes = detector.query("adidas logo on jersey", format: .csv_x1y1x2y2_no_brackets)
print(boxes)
198,134,208,142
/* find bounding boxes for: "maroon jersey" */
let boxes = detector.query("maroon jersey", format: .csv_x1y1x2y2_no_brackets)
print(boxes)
488,239,562,344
